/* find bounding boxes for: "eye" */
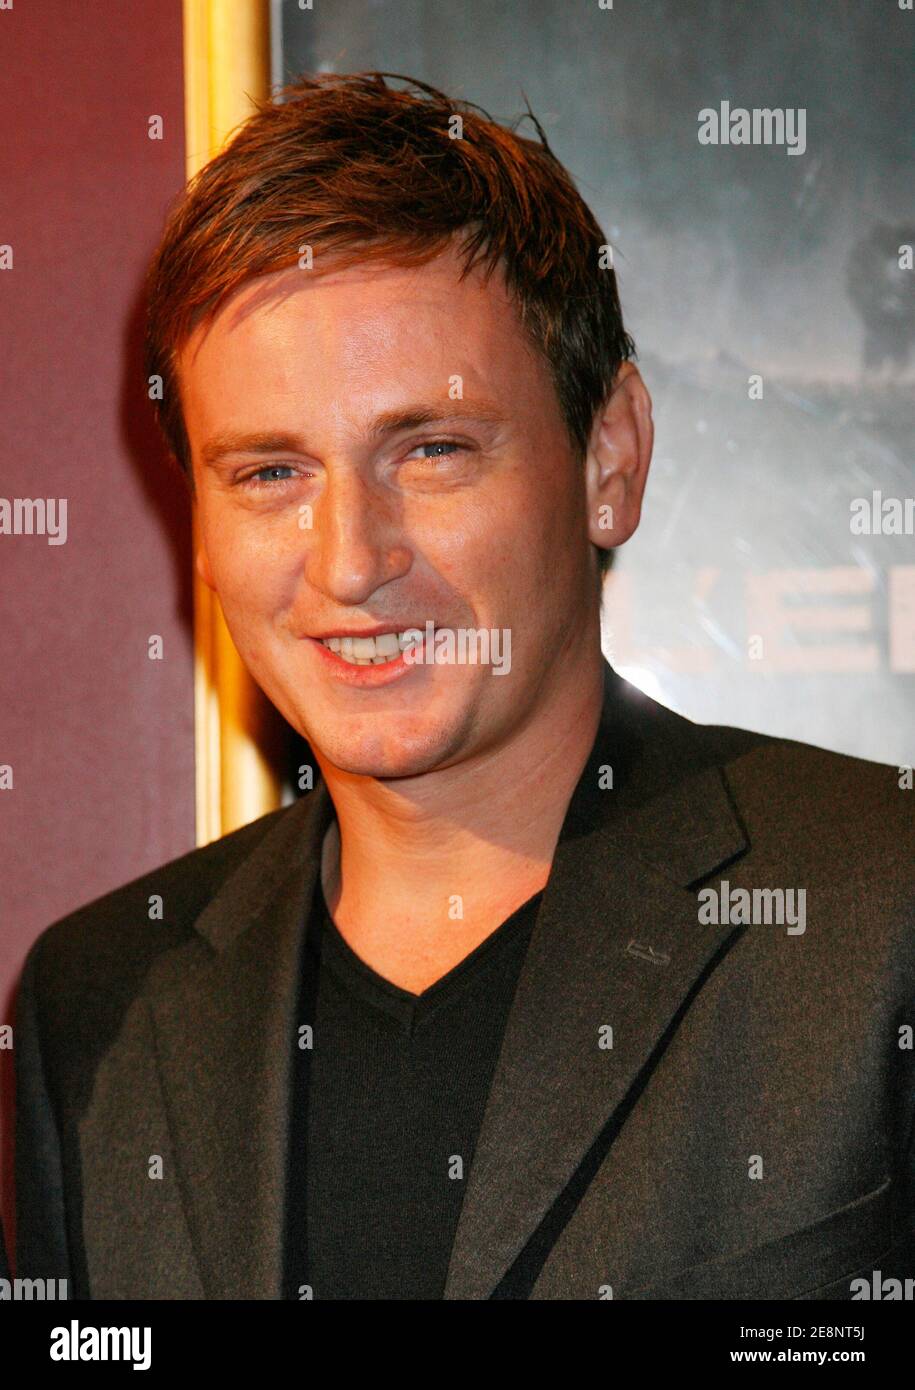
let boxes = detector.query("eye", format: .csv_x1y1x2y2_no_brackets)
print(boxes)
241,463,299,487
405,439,465,463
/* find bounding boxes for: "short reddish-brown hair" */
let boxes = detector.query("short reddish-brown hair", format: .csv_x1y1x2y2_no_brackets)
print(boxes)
144,70,635,574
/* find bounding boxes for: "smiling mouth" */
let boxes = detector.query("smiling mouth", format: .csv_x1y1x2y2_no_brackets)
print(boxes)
318,630,424,666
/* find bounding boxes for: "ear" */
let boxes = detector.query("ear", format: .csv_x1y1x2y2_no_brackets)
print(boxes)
195,538,215,591
585,361,654,557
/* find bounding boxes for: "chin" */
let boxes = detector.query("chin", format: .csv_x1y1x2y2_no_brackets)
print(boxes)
303,713,468,782
315,739,456,782
328,751,444,780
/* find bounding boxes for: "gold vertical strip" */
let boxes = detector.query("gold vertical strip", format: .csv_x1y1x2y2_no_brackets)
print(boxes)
182,0,283,845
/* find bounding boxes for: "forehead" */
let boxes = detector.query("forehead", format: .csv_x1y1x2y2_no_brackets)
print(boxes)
176,240,544,421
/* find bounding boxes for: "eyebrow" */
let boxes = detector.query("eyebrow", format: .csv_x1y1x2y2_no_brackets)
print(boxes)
199,401,508,469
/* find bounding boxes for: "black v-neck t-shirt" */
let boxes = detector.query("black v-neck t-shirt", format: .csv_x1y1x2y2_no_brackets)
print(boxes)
284,878,543,1300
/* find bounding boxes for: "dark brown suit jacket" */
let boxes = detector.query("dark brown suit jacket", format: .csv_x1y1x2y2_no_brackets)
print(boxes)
12,663,915,1298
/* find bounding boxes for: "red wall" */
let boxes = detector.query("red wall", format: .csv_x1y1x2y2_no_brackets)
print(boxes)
0,0,194,1251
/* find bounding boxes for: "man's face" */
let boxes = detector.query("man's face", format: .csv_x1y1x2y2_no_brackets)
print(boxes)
178,240,603,780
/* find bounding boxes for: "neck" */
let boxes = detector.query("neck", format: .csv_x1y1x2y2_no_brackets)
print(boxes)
315,647,605,990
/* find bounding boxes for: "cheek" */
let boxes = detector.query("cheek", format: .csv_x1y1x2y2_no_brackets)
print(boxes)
415,492,520,598
416,459,577,608
420,500,538,623
201,510,295,615
483,464,577,565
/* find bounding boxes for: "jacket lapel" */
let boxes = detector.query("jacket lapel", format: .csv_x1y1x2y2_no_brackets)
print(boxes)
443,664,751,1298
146,779,334,1299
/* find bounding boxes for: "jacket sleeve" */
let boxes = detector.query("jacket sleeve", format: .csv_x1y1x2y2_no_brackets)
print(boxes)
13,933,72,1286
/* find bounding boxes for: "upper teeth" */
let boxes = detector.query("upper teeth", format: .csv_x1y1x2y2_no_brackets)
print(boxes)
320,630,420,665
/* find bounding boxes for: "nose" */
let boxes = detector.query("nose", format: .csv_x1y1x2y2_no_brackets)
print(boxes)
305,465,412,604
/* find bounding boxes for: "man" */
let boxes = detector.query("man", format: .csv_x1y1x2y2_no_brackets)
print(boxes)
13,72,915,1300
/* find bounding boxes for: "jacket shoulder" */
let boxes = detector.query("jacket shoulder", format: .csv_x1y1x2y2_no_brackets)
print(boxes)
703,722,914,865
715,722,910,800
21,801,295,991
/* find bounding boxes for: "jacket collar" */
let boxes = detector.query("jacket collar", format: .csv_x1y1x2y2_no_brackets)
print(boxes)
148,661,749,1298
